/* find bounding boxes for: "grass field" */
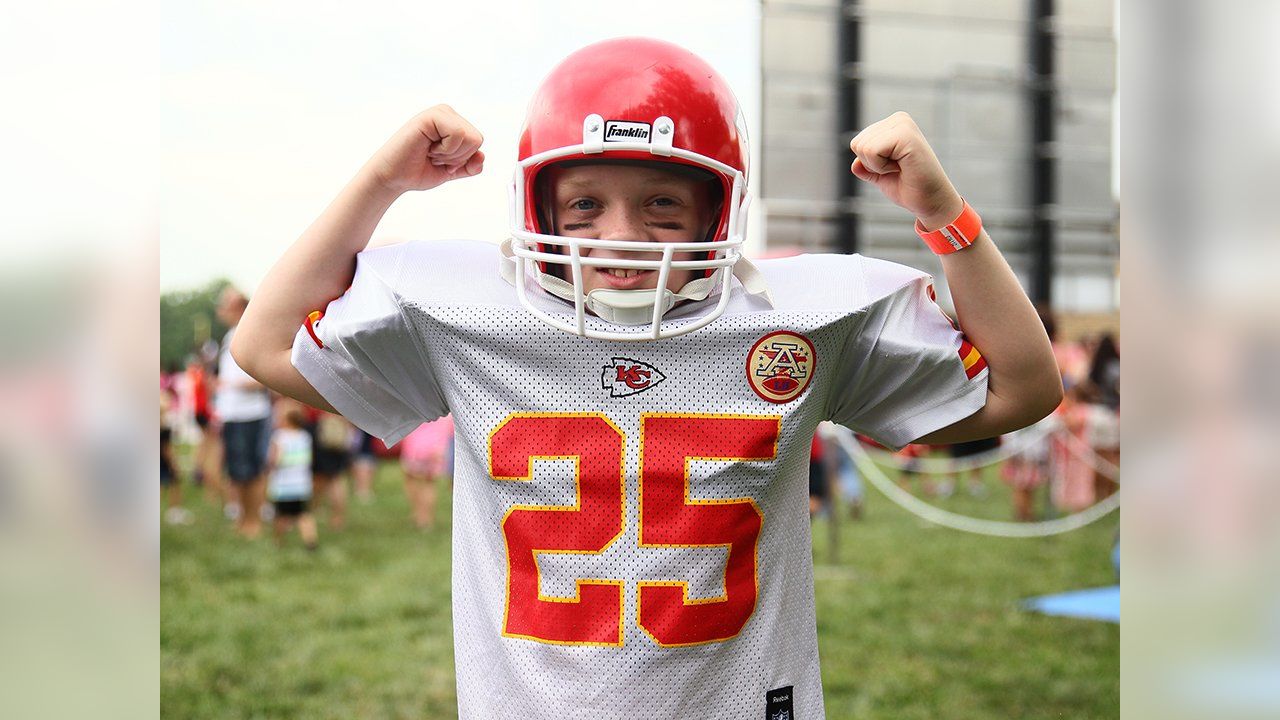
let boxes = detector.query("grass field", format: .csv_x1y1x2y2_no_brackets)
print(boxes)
161,454,1119,719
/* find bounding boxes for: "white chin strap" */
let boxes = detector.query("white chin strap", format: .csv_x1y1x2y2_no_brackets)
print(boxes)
499,238,772,336
586,288,678,326
540,268,723,326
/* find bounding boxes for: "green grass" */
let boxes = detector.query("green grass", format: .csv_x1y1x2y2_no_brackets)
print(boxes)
161,455,1118,719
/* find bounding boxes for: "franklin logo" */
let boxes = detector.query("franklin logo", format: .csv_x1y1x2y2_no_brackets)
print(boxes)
603,120,652,143
601,357,666,398
746,331,816,404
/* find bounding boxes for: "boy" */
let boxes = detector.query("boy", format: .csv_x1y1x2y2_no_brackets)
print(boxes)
234,37,1059,719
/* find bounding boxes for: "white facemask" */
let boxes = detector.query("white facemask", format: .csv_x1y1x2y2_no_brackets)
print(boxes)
499,238,772,339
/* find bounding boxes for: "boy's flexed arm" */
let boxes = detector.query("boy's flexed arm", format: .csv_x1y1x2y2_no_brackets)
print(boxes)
848,112,1062,443
232,106,485,410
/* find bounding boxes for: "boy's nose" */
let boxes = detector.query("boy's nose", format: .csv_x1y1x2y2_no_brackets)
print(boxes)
596,207,648,243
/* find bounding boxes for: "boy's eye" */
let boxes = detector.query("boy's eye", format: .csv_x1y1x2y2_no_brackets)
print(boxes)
570,199,597,211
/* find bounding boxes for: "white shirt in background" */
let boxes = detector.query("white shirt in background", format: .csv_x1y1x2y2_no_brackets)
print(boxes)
216,326,272,422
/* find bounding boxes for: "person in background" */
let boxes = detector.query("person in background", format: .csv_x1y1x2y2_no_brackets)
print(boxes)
161,387,193,525
310,409,354,530
808,432,830,518
183,354,225,507
939,436,999,498
1050,383,1097,513
1040,304,1089,390
215,287,273,538
894,442,934,497
1000,415,1055,521
818,422,864,520
1084,332,1120,500
266,400,319,550
350,429,378,503
398,414,454,530
1000,307,1069,521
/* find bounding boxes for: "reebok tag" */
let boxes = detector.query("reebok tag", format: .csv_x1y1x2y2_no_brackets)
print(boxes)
765,685,794,720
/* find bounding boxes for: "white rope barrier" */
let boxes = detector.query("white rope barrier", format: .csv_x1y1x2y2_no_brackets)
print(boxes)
849,423,1120,482
853,423,1053,475
829,426,1121,538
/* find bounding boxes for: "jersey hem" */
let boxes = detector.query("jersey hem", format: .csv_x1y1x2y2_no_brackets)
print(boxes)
290,327,423,446
870,367,989,451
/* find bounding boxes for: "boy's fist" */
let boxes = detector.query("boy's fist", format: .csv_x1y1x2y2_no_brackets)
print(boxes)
849,112,963,231
369,105,486,194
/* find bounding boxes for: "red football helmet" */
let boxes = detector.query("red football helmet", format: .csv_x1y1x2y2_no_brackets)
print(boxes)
505,37,752,341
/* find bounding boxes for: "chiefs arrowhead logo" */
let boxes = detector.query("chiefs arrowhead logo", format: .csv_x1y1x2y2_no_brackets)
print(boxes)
747,331,816,404
601,357,666,398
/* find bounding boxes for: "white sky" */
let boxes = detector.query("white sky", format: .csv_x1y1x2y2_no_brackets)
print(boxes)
152,0,761,293
0,3,158,274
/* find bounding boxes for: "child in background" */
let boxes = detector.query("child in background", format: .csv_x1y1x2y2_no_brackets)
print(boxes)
819,422,864,520
161,389,194,525
267,401,319,549
1084,332,1120,500
940,436,999,499
807,432,829,518
398,414,454,530
1000,413,1057,521
1050,383,1096,513
350,429,379,503
311,410,353,530
182,354,222,504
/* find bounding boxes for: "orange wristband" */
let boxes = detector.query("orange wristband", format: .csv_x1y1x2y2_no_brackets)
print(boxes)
915,199,982,254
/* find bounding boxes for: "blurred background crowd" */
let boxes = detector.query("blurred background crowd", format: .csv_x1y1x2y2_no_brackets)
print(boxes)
160,281,1121,542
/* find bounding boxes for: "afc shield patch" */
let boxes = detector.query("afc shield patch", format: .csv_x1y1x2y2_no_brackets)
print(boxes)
746,331,816,404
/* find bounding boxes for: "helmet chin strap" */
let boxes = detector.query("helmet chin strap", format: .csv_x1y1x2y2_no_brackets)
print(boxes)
585,287,676,326
538,269,719,326
498,238,773,325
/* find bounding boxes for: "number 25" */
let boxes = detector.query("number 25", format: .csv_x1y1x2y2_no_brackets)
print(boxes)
489,413,780,647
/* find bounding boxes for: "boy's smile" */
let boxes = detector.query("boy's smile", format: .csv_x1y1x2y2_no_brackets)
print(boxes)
546,163,716,295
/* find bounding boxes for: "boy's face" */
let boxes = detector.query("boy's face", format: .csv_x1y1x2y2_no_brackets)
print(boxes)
547,163,715,295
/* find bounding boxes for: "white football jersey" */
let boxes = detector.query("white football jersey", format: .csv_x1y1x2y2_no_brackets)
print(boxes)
292,240,987,719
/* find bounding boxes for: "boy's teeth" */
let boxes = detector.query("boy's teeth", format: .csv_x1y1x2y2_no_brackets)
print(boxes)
606,269,643,278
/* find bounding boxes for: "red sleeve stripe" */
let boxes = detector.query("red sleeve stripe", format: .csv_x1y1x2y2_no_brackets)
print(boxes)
965,355,988,379
304,310,325,349
958,339,986,379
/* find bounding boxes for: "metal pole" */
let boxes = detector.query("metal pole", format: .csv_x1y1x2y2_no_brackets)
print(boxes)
836,0,861,254
1029,0,1056,304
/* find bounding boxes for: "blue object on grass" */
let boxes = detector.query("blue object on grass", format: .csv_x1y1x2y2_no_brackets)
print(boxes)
1023,586,1120,623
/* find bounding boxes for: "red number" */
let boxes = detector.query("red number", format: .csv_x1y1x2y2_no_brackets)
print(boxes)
488,413,779,647
638,414,779,646
489,414,625,646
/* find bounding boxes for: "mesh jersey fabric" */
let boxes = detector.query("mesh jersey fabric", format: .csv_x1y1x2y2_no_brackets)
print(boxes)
291,239,987,719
